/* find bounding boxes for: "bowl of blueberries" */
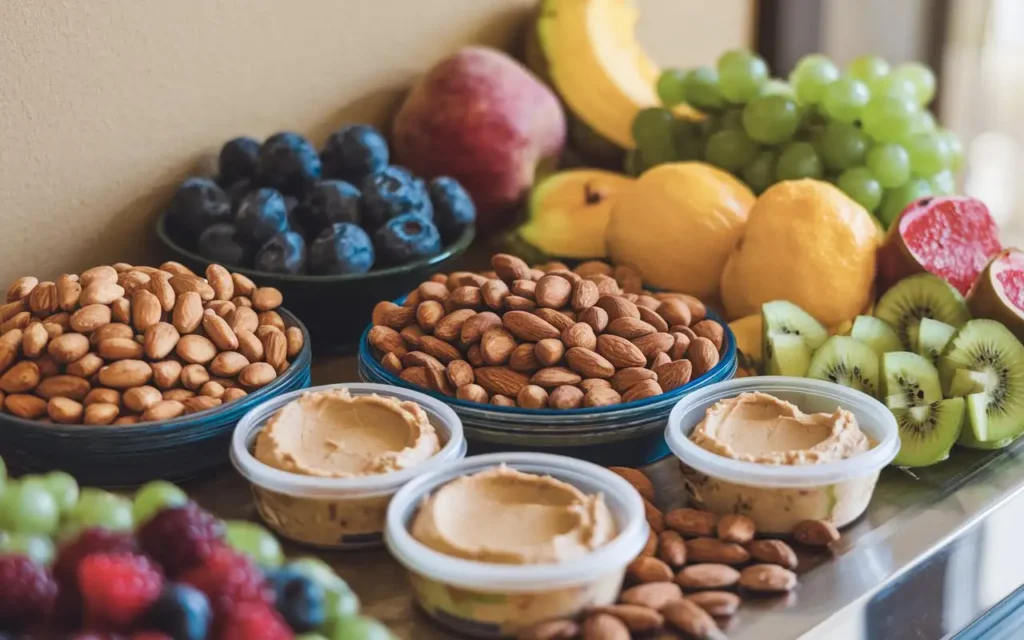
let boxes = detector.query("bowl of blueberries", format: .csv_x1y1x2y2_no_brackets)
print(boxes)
156,125,475,354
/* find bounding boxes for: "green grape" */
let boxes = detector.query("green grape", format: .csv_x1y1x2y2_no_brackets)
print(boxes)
224,520,284,568
296,635,330,640
0,532,55,565
873,75,918,101
861,95,918,143
133,480,188,525
930,170,956,195
905,133,951,177
847,55,891,90
631,108,677,167
683,67,726,111
290,557,351,591
0,479,60,535
717,51,769,104
720,108,745,131
756,79,795,99
0,455,6,497
837,167,883,212
866,143,911,188
937,129,965,171
820,77,870,123
705,130,759,172
892,62,936,105
672,119,703,161
776,142,823,181
789,54,840,105
66,488,133,533
742,95,799,144
324,615,392,640
699,112,722,139
41,471,79,514
879,178,933,227
656,69,689,107
911,110,937,135
820,121,870,170
325,588,361,623
742,151,777,194
717,48,754,68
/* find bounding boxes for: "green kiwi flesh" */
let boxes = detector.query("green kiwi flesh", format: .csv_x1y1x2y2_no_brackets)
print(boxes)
915,318,955,365
891,397,964,467
806,336,879,397
761,300,828,367
850,315,901,356
765,333,812,377
882,351,942,409
874,273,970,351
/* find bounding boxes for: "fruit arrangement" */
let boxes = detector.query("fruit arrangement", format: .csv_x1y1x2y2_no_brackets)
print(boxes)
165,125,475,275
367,255,729,409
0,457,393,639
0,261,303,425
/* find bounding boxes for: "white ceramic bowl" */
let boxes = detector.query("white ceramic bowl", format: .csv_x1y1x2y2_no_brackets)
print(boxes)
231,383,467,549
664,376,899,534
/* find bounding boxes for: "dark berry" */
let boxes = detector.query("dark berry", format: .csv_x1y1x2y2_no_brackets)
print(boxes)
166,178,231,239
234,188,289,248
265,568,325,632
137,503,225,576
220,603,293,640
308,223,375,276
177,546,273,616
428,176,476,242
254,231,307,275
374,213,442,266
54,528,138,589
358,166,433,231
218,137,261,186
79,553,163,630
197,223,250,268
145,583,211,640
226,178,254,213
295,180,361,237
0,554,58,628
256,132,322,196
321,124,389,184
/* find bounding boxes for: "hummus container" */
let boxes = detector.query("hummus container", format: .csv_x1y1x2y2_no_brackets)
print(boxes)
665,376,899,534
231,383,467,549
385,452,648,638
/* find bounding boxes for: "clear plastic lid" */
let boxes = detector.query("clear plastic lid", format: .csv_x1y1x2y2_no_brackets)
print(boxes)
384,452,649,591
230,383,467,498
664,376,899,488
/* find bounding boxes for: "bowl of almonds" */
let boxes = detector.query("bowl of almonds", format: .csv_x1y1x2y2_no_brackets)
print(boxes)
0,261,312,485
359,255,736,467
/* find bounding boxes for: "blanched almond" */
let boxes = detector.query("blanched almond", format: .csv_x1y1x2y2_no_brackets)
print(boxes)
66,353,103,378
80,281,125,306
84,402,120,425
251,287,283,311
35,375,90,401
0,361,40,393
132,290,163,332
181,364,210,390
5,393,47,418
97,337,144,361
206,264,234,301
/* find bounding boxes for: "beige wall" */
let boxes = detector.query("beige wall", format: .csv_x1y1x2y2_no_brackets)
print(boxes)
0,0,752,286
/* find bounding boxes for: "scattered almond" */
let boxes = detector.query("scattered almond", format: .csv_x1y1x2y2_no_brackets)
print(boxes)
717,514,756,544
793,519,841,547
619,582,683,610
665,508,718,538
738,564,798,593
627,556,673,583
747,539,799,570
658,530,687,568
661,599,725,640
676,564,740,590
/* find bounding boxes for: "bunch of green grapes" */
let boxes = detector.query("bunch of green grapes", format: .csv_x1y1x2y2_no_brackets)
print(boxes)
634,49,964,227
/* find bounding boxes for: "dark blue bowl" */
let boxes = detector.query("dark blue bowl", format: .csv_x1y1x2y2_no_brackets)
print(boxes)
0,309,312,487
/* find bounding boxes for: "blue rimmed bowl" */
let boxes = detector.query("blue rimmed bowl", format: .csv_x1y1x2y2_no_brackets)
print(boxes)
0,309,312,487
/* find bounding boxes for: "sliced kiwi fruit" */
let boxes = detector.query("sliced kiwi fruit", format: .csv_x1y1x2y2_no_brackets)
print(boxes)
891,397,964,467
940,319,1024,443
882,351,943,409
958,420,1019,450
850,315,901,357
761,300,828,367
765,333,812,377
806,336,879,397
874,273,970,351
916,317,956,366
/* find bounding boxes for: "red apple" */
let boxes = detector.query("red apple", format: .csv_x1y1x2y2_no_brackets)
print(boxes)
968,248,1024,342
392,46,566,235
876,196,1002,296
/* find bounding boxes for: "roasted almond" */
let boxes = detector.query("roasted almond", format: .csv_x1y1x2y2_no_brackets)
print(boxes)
0,299,27,323
665,509,718,538
7,277,38,303
162,388,196,402
533,308,575,332
502,310,559,342
608,467,655,502
48,397,84,424
98,360,153,389
579,306,609,333
738,564,798,593
202,313,239,351
176,334,218,365
747,539,799,570
491,253,531,282
285,326,304,358
686,538,751,565
490,394,515,407
565,347,615,379
5,393,47,418
204,299,235,318
83,387,120,406
210,351,250,377
90,322,133,345
460,311,502,344
21,322,48,358
183,395,223,414
141,400,186,422
1,311,31,334
148,274,176,312
205,264,234,301
446,360,475,388
123,385,163,413
481,279,511,310
627,556,673,583
596,334,646,369
508,343,540,372
238,362,277,388
656,360,693,392
596,295,640,321
675,563,740,590
434,309,476,342
583,386,621,407
619,582,683,609
80,281,125,306
143,322,180,360
180,364,210,390
132,289,163,332
400,366,430,388
659,530,687,568
169,275,215,302
28,282,59,316
66,353,103,378
793,519,841,547
97,337,144,361
199,380,226,398
151,360,183,390
466,343,484,367
562,322,597,351
416,300,445,331
474,366,529,397
418,335,462,363
622,379,662,403
368,325,407,357
24,369,77,399
231,272,256,296
69,304,111,333
416,281,449,302
717,514,756,544
686,337,720,377
83,402,120,425
0,361,40,393
172,291,204,334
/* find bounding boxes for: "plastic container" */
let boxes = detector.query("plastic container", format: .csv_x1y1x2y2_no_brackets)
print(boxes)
665,376,900,534
385,452,648,638
231,383,467,549
358,308,737,467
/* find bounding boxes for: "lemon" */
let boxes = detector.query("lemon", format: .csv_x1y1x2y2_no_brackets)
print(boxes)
720,179,879,327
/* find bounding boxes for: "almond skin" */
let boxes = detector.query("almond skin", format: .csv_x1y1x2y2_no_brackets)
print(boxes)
627,556,673,583
596,334,647,368
565,347,615,379
665,509,718,538
738,564,798,593
502,310,560,342
675,563,741,590
607,467,655,502
474,367,529,397
534,275,572,309
619,582,683,609
747,539,799,570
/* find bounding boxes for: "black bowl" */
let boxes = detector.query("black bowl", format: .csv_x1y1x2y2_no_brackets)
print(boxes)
154,212,474,355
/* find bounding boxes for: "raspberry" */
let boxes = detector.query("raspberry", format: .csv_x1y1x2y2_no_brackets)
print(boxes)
220,603,294,640
132,633,174,640
54,528,138,588
178,545,273,615
78,554,164,630
0,554,58,628
138,503,224,575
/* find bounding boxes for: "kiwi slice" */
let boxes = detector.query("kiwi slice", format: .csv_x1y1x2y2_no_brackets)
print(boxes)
915,318,956,366
882,351,943,409
765,333,812,377
806,336,879,397
891,397,964,467
761,300,828,367
940,319,1024,443
874,273,970,351
850,315,901,357
958,420,1019,450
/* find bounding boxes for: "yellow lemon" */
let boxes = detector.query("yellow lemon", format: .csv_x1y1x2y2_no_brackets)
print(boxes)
720,179,878,327
606,162,755,299
728,314,763,367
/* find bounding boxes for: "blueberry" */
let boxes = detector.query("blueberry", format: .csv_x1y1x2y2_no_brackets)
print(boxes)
321,125,389,184
254,231,307,275
197,223,250,267
146,583,211,640
374,213,442,266
358,166,433,231
219,137,261,186
428,176,476,242
226,178,254,213
295,180,361,237
235,188,289,248
257,132,322,196
308,223,375,275
166,177,231,239
266,568,326,633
